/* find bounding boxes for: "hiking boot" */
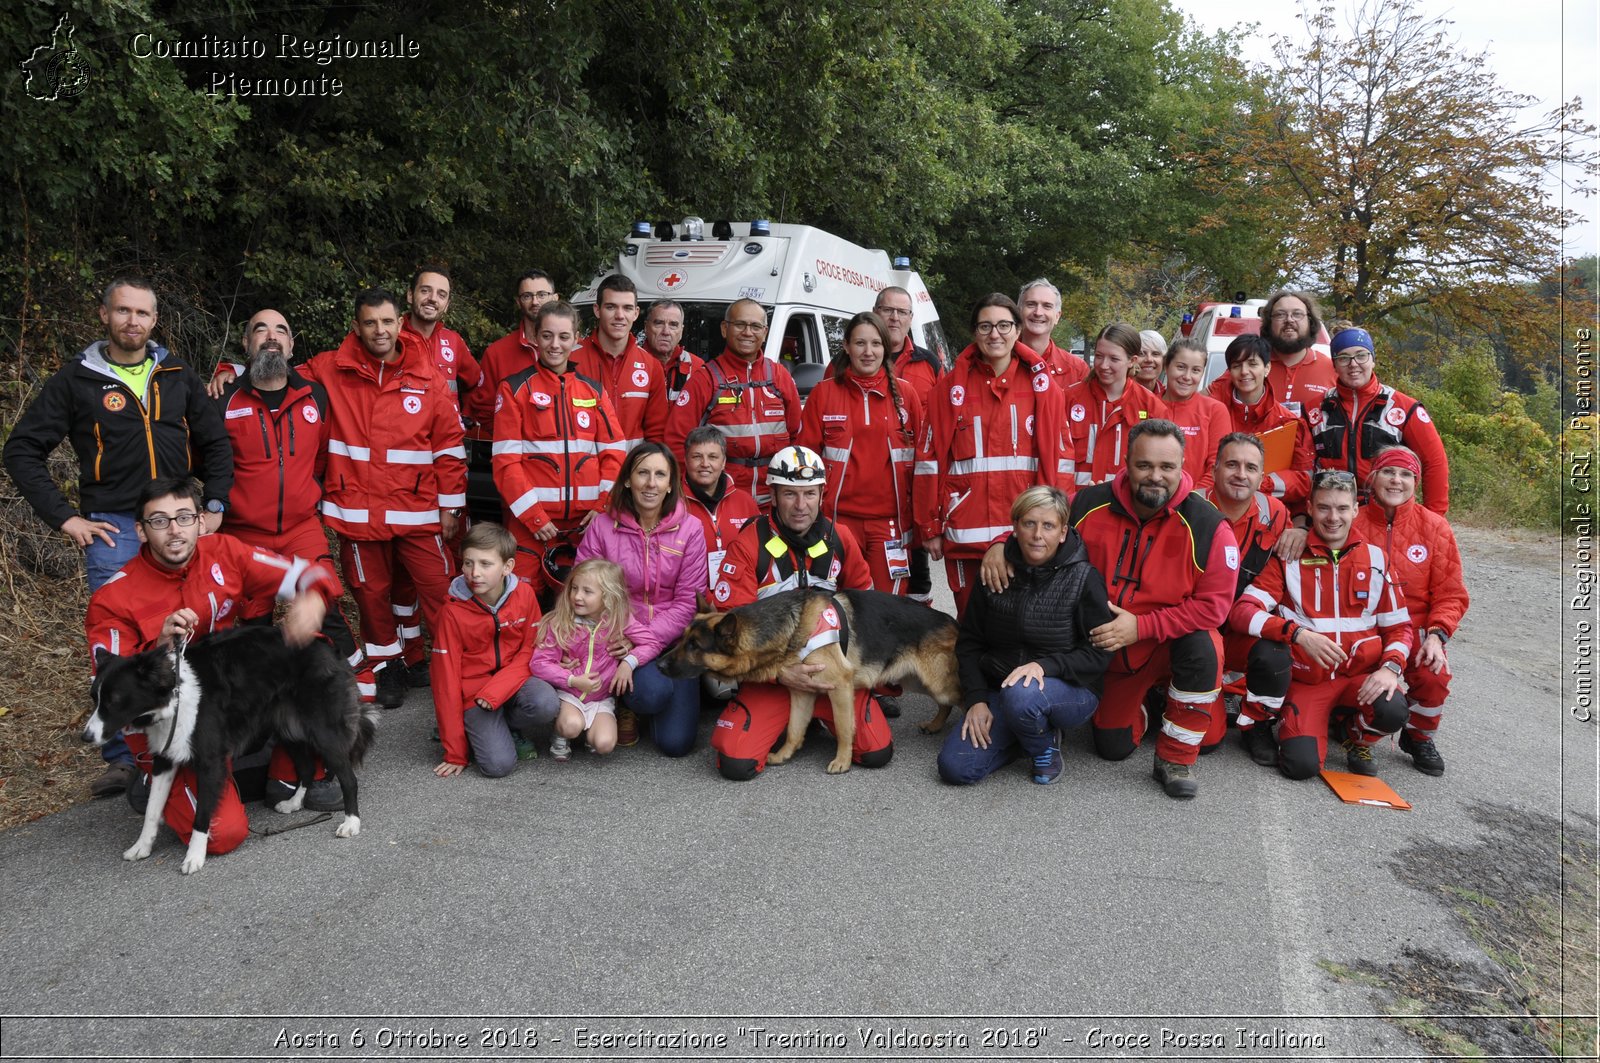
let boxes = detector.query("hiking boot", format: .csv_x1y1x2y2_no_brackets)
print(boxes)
125,769,151,814
1031,745,1063,785
406,659,431,688
90,761,138,798
550,736,572,763
304,776,345,812
1399,731,1445,776
263,777,298,807
1343,738,1378,777
1241,724,1279,767
375,662,407,709
513,730,538,762
1152,756,1199,799
616,707,639,747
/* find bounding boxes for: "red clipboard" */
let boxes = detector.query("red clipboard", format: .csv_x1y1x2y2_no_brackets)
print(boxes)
1320,770,1412,810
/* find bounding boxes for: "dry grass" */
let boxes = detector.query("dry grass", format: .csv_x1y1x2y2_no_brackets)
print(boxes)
0,493,101,830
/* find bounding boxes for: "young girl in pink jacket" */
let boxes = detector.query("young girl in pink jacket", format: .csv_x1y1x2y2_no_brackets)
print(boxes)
530,560,631,762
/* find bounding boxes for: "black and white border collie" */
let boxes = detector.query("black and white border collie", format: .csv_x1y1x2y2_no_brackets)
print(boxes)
84,625,376,874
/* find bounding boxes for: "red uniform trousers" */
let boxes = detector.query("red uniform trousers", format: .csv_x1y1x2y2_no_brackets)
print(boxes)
834,515,909,597
126,732,248,856
1403,641,1452,740
1276,672,1409,778
390,518,468,666
711,684,893,779
511,515,588,601
1091,630,1223,766
339,533,455,668
944,558,983,615
1223,628,1291,737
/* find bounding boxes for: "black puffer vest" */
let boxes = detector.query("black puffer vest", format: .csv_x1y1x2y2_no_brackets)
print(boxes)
977,532,1095,686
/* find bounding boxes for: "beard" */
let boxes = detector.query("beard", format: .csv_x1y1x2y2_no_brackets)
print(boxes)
1267,327,1314,356
249,348,290,386
1133,480,1173,511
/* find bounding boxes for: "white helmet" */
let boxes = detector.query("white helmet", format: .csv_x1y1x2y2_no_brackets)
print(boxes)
766,445,827,487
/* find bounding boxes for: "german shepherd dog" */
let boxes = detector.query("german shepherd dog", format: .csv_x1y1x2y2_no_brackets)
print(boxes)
84,626,375,874
662,589,962,773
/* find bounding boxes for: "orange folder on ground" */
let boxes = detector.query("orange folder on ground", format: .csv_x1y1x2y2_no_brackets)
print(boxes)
1258,421,1299,474
1320,770,1412,810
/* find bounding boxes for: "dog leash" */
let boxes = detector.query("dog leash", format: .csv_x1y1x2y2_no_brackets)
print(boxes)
252,812,332,837
154,633,193,760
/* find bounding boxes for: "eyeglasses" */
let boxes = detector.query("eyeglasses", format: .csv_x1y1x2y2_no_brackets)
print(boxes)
1311,470,1357,488
875,306,913,319
517,291,556,302
1332,350,1373,365
725,320,766,332
141,511,200,530
974,321,1017,335
1270,310,1308,322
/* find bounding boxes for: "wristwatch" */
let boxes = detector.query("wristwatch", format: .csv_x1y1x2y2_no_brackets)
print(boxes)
1430,628,1450,645
205,499,227,515
1382,660,1404,676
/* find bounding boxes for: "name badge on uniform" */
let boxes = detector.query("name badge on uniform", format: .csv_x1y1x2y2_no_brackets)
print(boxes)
572,397,597,408
706,549,726,587
717,395,739,404
884,541,910,582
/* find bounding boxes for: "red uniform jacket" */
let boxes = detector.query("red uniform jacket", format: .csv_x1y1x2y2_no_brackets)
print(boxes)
665,352,803,502
401,315,483,421
796,369,922,533
1038,338,1089,387
570,335,668,453
1352,500,1468,638
1222,380,1315,507
684,474,760,588
301,332,468,540
217,370,329,538
474,327,540,434
1061,377,1171,491
913,343,1069,556
892,338,945,417
1231,529,1413,685
85,534,341,663
429,573,542,767
1309,375,1450,514
1207,348,1337,419
1069,469,1239,671
1195,488,1290,600
661,346,705,404
1163,391,1232,491
491,362,623,546
712,515,873,609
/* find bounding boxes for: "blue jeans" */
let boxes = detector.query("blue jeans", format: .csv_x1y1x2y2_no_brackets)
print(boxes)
625,660,700,757
85,511,142,765
937,677,1099,785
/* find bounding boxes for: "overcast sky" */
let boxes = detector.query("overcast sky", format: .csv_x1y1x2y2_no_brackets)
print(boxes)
1175,0,1599,259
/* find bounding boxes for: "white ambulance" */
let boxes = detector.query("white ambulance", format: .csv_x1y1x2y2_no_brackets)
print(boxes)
572,217,950,395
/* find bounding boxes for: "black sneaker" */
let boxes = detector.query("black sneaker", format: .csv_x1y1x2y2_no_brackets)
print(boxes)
1398,731,1445,776
125,770,151,814
1241,724,1279,766
406,659,431,688
264,777,298,807
1152,756,1198,799
1343,738,1378,777
375,662,408,709
304,776,344,811
878,695,902,719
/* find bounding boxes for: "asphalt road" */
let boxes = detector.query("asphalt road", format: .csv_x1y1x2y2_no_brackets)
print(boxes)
1,528,1593,1062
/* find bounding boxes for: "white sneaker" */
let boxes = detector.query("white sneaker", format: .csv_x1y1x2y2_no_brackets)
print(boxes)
550,736,572,763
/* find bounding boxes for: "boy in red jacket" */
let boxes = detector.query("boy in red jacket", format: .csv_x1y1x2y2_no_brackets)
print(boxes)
429,523,559,778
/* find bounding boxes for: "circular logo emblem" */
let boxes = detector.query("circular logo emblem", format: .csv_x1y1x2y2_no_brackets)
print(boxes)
210,563,226,587
441,346,455,363
301,405,318,424
103,392,126,412
713,581,731,603
657,270,688,292
1407,543,1428,563
631,368,650,388
675,389,691,407
1032,373,1048,393
1416,407,1431,424
897,406,909,427
1308,407,1324,427
822,606,837,626
1384,406,1406,427
950,385,966,407
1070,404,1085,423
402,395,423,415
495,394,505,413
532,391,552,408
829,558,841,580
216,598,233,621
577,410,591,429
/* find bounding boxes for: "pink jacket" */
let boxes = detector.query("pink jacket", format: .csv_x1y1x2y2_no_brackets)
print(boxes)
529,617,620,702
576,500,707,665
